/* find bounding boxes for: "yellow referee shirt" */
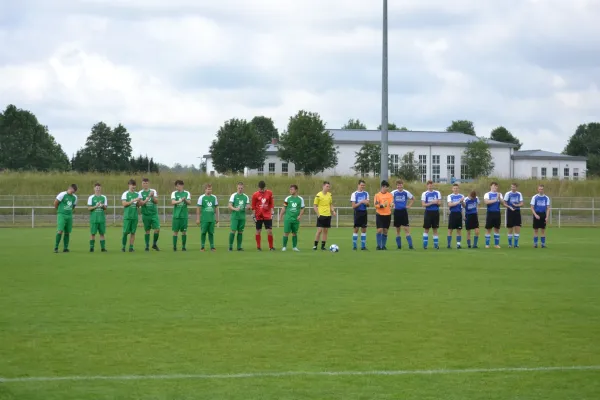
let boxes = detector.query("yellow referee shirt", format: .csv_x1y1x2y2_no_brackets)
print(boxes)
314,191,333,216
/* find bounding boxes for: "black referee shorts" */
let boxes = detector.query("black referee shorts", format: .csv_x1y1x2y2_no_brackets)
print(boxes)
485,211,501,230
423,210,440,229
393,209,410,227
448,212,463,230
506,209,522,228
376,214,391,229
317,216,332,228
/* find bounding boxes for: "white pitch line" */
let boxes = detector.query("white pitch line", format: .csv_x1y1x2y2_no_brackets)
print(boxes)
1,365,599,383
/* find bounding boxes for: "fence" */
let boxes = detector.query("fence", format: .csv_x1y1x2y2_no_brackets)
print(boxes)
0,195,598,228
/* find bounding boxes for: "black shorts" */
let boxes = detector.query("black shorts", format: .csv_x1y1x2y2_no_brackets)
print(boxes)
317,215,332,228
485,212,501,230
376,214,391,229
393,209,410,227
256,219,273,230
448,212,463,230
423,210,440,229
506,209,522,228
465,213,479,230
354,211,368,228
533,212,547,229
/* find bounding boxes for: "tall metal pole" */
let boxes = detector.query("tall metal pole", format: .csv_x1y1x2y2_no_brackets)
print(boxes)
380,0,389,181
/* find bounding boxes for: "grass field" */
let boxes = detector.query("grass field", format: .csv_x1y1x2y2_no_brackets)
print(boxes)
1,227,600,399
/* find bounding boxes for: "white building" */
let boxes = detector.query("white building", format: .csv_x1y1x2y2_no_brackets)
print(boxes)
202,130,586,181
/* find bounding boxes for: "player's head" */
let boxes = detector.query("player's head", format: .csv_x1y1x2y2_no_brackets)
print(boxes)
142,178,150,189
426,180,433,191
322,181,331,193
538,184,544,194
67,183,78,194
175,180,184,190
237,182,244,193
469,190,477,199
380,180,389,193
490,182,498,192
396,179,404,191
357,179,366,191
128,179,136,190
289,184,298,195
452,183,459,194
204,183,212,195
94,182,101,194
258,180,266,191
511,182,518,192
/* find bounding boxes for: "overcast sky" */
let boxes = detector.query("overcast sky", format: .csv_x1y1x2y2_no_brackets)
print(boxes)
1,0,599,165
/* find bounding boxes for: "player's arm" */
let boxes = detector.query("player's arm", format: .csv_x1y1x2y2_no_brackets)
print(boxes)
330,201,336,216
72,196,78,210
407,194,414,209
483,193,496,205
87,196,96,211
121,193,132,207
421,193,430,207
279,202,287,221
546,197,551,221
313,196,320,216
215,197,220,224
447,195,456,207
196,204,202,224
299,200,306,219
530,197,539,219
184,192,192,205
516,194,524,208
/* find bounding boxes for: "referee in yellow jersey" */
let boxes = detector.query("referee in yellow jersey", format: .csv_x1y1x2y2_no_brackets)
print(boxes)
313,181,336,250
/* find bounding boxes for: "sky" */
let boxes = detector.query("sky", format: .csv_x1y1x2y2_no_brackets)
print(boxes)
1,0,599,166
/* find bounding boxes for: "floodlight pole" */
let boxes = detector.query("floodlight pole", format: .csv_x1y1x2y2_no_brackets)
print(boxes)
380,0,389,181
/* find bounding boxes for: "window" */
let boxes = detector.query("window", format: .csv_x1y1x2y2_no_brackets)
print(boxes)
282,163,288,176
447,155,455,180
552,168,558,178
573,168,579,180
257,165,264,176
564,168,570,179
418,155,427,182
390,154,399,176
541,167,547,179
268,163,276,176
460,160,471,180
432,155,440,182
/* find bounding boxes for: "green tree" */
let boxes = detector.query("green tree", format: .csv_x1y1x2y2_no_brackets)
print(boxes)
72,122,134,172
278,110,338,175
377,123,406,131
490,126,522,150
563,123,600,176
447,120,476,136
353,142,380,175
200,160,207,173
342,119,367,130
250,116,279,144
209,118,266,174
462,138,494,178
0,104,69,171
397,151,420,181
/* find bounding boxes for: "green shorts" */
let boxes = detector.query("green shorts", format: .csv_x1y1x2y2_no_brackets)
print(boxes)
123,219,138,234
172,218,188,232
284,220,300,234
90,222,106,235
57,214,73,234
201,221,215,235
230,217,246,232
143,215,160,231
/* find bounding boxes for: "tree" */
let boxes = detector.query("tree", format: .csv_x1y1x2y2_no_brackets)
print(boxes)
128,154,159,173
209,118,266,174
342,119,367,130
199,160,207,173
447,120,476,136
353,142,380,175
0,104,69,171
377,123,407,131
563,123,600,176
490,126,522,150
462,138,494,178
250,116,279,144
278,110,338,175
72,122,134,172
397,151,420,181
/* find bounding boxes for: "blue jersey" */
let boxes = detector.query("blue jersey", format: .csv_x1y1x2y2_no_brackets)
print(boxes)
391,189,413,210
504,191,524,210
531,195,551,213
447,193,464,213
350,191,369,212
484,191,503,212
421,190,441,211
464,197,479,215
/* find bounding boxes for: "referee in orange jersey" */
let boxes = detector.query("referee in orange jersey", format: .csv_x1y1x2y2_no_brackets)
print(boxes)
374,180,393,250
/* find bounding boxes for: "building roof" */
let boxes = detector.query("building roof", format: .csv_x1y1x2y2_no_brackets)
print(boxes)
512,150,587,161
329,129,517,148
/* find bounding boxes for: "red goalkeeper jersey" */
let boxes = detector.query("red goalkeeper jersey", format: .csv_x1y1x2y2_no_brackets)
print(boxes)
252,190,274,220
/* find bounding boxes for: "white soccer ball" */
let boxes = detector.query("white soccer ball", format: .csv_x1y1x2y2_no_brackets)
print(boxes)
329,244,339,252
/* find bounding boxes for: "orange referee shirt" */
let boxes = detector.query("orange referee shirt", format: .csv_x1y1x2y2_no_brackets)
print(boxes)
374,192,393,216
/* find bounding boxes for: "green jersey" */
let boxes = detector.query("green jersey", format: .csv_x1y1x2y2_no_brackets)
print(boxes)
121,190,140,220
283,195,305,221
138,189,158,216
197,194,219,223
228,192,250,220
87,194,108,224
171,190,191,219
56,191,78,216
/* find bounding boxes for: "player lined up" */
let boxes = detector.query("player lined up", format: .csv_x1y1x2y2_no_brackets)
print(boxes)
52,179,551,252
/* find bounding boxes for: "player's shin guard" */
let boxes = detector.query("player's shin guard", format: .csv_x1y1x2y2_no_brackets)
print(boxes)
255,234,261,248
406,235,413,248
229,233,235,249
283,236,289,248
541,237,546,246
182,235,187,249
433,236,439,248
534,236,539,246
376,233,381,248
467,238,471,247
396,235,401,248
474,235,479,247
514,234,520,247
447,235,452,248
63,234,70,250
153,232,159,245
457,235,461,247
208,233,214,249
55,233,62,249
268,234,274,249
422,233,429,249
292,235,298,248
352,233,358,249
508,234,513,247
360,233,367,249
494,233,500,246
201,232,207,248
236,233,243,249
145,234,150,248
100,240,106,250
90,239,95,249
172,235,177,249
122,234,128,248
485,234,491,246
382,234,388,248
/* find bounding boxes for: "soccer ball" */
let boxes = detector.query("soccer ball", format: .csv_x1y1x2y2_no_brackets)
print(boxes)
329,244,339,252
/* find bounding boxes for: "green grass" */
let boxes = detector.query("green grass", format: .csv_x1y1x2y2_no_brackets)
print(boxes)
1,227,599,399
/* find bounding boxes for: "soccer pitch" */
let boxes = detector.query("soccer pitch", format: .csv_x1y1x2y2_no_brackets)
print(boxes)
1,227,599,399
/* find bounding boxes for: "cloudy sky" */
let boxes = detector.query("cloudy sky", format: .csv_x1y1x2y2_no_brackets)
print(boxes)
1,0,599,165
